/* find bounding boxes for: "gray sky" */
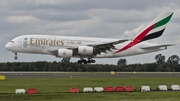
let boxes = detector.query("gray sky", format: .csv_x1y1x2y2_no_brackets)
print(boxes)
1,0,180,64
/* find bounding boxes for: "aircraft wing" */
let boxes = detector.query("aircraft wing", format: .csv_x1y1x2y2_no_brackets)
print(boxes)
140,44,175,49
47,39,128,55
89,39,128,54
47,48,59,54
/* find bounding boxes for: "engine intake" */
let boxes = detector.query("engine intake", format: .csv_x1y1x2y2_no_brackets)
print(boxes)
58,49,73,58
78,46,93,55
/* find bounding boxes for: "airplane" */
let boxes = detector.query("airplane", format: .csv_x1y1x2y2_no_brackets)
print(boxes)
5,11,174,64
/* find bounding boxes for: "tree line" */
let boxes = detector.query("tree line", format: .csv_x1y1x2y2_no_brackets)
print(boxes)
0,54,179,72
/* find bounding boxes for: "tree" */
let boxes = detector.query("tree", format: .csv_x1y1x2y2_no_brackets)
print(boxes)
61,58,71,62
155,54,165,64
167,55,179,64
117,59,127,65
156,64,164,72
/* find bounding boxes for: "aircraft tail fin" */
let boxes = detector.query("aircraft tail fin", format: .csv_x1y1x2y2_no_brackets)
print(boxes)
132,11,174,42
115,12,174,54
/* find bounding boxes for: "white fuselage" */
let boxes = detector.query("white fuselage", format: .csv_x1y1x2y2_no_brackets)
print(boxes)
5,35,166,59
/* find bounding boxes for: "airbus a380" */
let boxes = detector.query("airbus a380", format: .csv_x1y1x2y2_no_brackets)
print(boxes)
5,12,174,64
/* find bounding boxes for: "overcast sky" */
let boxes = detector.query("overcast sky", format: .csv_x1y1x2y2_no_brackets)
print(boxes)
1,0,180,65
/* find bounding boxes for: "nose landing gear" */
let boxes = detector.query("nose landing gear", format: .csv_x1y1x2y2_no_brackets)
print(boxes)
14,53,18,60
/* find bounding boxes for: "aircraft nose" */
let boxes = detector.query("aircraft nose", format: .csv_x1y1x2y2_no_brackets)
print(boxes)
5,42,13,50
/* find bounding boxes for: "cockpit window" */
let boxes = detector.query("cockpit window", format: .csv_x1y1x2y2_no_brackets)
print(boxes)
10,41,14,43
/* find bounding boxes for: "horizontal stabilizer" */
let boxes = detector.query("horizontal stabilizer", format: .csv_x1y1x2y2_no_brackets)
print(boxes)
140,44,175,49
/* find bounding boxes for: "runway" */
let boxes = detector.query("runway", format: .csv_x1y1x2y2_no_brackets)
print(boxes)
0,72,180,78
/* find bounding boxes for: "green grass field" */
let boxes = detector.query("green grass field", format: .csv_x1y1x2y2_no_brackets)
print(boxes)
0,77,180,101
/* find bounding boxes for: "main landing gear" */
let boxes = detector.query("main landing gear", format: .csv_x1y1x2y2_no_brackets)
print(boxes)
14,53,18,60
77,58,96,64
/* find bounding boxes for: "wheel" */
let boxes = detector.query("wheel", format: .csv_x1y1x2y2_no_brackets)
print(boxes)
92,60,95,63
87,60,91,63
83,60,87,64
77,60,82,64
14,56,18,60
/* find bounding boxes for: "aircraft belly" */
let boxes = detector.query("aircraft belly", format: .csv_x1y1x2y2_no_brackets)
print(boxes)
95,53,113,58
18,46,46,54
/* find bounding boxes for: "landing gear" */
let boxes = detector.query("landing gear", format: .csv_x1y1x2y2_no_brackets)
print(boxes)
77,59,86,64
77,58,96,64
14,53,18,60
87,58,95,63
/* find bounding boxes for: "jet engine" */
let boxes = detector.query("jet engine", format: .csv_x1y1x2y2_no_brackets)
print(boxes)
78,46,93,55
58,49,73,58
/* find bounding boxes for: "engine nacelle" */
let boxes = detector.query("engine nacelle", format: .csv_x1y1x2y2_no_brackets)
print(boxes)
78,46,93,55
58,49,73,58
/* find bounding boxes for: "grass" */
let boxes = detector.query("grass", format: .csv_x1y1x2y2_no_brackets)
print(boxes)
1,92,180,101
0,77,180,101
